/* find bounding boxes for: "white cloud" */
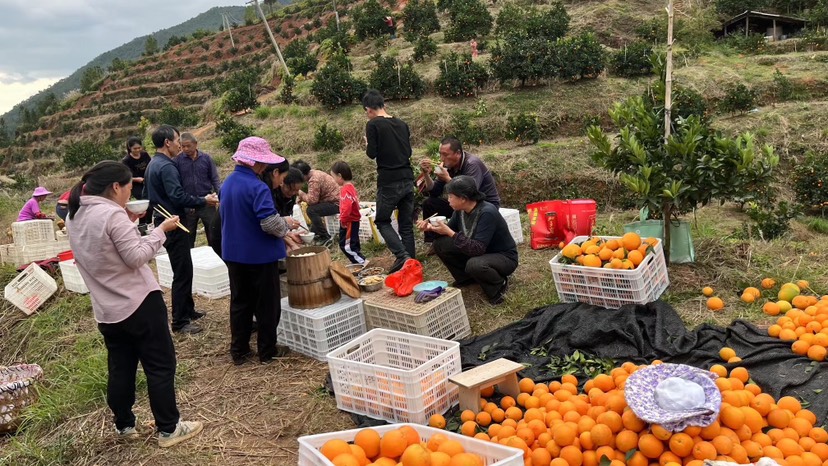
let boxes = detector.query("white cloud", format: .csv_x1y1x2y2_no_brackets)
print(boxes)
0,77,61,115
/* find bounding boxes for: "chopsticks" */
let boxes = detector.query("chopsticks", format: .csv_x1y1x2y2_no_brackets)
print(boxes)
153,205,191,233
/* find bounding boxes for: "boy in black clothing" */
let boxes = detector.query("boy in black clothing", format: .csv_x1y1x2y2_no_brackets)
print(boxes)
362,89,415,273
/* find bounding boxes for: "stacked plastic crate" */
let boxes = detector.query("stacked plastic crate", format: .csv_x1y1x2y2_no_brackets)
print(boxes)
155,246,230,299
1,221,68,266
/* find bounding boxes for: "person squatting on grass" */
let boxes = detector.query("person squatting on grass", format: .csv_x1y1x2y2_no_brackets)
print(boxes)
416,175,518,305
330,160,367,265
65,161,203,448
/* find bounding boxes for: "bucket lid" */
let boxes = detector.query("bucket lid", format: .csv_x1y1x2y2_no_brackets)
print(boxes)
329,262,361,298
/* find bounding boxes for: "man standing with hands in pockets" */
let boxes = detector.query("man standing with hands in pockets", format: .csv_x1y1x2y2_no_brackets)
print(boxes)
145,125,218,335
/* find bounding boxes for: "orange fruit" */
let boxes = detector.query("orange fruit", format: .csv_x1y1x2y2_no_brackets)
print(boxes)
692,441,718,461
583,255,602,268
431,452,452,466
398,426,420,447
380,430,409,459
778,396,802,413
767,409,792,429
730,367,749,383
638,434,664,459
711,435,733,455
500,396,516,409
615,430,640,452
651,424,672,441
621,232,641,251
531,447,553,466
596,411,623,434
475,411,492,427
710,364,728,377
764,302,782,316
429,414,447,429
741,292,756,304
426,433,449,452
519,377,536,394
354,428,381,458
554,423,578,446
745,287,761,299
590,424,613,447
708,297,725,311
460,420,478,437
322,439,354,461
703,287,714,297
449,452,482,466
807,345,827,361
438,439,465,457
400,444,431,466
668,433,694,457
331,453,361,466
627,250,644,267
721,406,746,430
560,445,584,466
562,244,581,260
622,409,647,432
762,278,777,289
719,347,737,361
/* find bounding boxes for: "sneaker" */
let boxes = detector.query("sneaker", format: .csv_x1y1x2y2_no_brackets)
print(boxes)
232,351,253,366
117,426,140,440
173,323,203,335
158,420,204,448
190,310,206,321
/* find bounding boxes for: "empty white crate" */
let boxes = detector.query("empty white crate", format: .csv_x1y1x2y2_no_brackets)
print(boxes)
156,246,229,298
12,220,55,247
298,423,524,466
499,208,524,244
277,296,367,361
58,259,89,294
549,235,670,308
323,202,399,244
4,263,58,315
326,328,461,424
363,287,470,341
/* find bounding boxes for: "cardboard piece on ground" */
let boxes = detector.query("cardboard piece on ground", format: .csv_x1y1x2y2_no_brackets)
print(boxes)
330,262,361,298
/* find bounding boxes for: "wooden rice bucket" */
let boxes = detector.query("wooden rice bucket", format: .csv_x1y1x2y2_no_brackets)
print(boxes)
286,246,341,309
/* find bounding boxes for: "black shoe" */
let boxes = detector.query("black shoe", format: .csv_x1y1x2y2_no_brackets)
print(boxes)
190,310,206,321
232,351,253,366
261,345,291,364
389,256,409,274
488,276,510,306
450,278,475,288
173,323,202,335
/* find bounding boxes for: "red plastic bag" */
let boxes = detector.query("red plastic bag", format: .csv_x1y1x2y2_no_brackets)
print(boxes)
384,259,423,297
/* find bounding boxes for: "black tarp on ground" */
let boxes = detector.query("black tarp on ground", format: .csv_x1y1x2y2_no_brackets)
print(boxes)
460,301,828,422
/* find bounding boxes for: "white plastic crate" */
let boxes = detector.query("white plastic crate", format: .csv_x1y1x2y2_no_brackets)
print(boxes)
363,287,470,340
499,208,524,245
4,263,58,315
58,259,89,294
17,241,64,266
323,214,374,244
549,235,670,308
277,296,366,361
0,244,19,266
326,328,461,424
298,423,524,466
11,220,55,247
155,246,229,298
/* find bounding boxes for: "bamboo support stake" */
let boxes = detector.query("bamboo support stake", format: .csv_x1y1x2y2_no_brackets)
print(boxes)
664,0,674,143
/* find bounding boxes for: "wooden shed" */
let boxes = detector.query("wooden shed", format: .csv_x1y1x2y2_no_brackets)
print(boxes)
721,10,808,41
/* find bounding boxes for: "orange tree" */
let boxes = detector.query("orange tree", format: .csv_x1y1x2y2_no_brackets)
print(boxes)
587,62,778,262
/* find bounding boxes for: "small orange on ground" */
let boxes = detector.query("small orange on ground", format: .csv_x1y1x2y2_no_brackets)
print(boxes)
762,278,777,289
730,367,749,383
480,385,495,398
777,396,802,413
703,287,714,297
745,287,761,299
475,411,492,427
763,302,782,316
708,297,725,311
460,420,478,437
590,424,613,447
500,396,516,409
807,345,826,361
429,414,447,429
519,377,536,393
741,292,756,304
710,364,728,377
531,447,553,466
615,430,639,452
460,409,476,423
721,406,746,430
719,347,737,361
651,424,672,441
728,356,742,364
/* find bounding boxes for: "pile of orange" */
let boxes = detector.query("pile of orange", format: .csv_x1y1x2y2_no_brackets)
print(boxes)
766,294,828,362
560,233,658,270
317,425,488,466
443,363,827,466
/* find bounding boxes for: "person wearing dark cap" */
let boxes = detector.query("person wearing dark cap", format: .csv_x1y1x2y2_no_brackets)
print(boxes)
416,175,518,305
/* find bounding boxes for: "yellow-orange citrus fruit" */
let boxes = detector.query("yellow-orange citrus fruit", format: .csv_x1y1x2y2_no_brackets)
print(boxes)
708,297,725,311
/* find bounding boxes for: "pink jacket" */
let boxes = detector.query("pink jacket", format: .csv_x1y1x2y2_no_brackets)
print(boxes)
67,196,166,323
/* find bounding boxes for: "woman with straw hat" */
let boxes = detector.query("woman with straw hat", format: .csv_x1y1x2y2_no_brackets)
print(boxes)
17,186,53,221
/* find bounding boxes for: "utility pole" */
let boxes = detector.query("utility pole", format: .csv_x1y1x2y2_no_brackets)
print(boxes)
664,0,674,143
332,0,341,30
249,0,291,77
222,14,236,50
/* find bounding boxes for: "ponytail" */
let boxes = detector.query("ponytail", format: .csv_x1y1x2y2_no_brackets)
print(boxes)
68,161,133,220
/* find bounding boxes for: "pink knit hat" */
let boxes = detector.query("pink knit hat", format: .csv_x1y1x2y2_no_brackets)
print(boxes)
32,186,52,197
231,137,285,166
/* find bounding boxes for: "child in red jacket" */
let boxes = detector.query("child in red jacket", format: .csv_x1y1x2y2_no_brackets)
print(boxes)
331,161,366,264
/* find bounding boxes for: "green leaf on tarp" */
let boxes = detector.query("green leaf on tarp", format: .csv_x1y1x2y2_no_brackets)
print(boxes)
814,389,823,394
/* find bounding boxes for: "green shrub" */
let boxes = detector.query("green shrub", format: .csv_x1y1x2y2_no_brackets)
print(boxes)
793,151,828,213
215,115,255,151
312,123,346,152
444,0,492,42
352,0,392,40
494,2,568,40
743,201,798,240
434,52,489,97
771,69,796,101
158,104,200,128
311,55,368,108
489,33,552,86
450,112,489,147
279,74,296,104
63,141,116,169
254,106,273,119
552,33,605,81
723,32,766,54
719,83,757,114
220,67,262,112
402,0,440,39
506,112,540,145
367,54,427,100
412,36,438,62
283,39,319,76
609,42,653,77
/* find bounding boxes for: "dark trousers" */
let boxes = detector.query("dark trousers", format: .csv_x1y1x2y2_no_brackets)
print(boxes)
306,202,339,240
156,218,195,330
339,222,366,264
133,187,149,229
55,203,69,221
98,291,179,433
376,180,415,260
184,205,218,248
421,197,453,243
227,261,281,362
433,236,518,299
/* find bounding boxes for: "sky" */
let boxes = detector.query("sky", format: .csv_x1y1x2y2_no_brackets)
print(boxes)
0,0,239,115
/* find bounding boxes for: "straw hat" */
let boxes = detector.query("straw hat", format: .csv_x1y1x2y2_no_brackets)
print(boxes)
624,363,721,432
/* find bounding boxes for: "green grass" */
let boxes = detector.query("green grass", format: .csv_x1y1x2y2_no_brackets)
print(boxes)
804,216,828,234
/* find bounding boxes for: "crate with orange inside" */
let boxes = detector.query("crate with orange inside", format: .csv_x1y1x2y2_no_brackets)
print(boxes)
549,233,669,308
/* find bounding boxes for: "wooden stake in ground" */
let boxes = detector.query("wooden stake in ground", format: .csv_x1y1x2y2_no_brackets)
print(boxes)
663,0,675,265
249,0,291,78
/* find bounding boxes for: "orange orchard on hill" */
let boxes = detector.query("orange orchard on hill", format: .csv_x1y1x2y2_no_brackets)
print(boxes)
435,364,827,466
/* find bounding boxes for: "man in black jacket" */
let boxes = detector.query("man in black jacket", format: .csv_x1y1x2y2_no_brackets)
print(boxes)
363,89,415,273
145,125,218,334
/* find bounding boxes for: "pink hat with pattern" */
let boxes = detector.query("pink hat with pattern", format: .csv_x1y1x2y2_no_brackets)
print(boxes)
231,137,285,166
32,186,52,197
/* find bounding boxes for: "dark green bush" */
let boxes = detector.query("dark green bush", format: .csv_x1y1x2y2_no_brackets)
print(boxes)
723,32,766,54
609,42,653,77
450,112,489,147
719,83,757,114
772,69,798,101
283,39,319,76
444,0,492,42
158,104,200,128
495,2,568,40
793,151,828,213
312,123,346,152
215,115,255,151
367,54,427,100
489,33,552,86
552,33,605,81
434,52,489,97
412,36,438,62
220,67,262,112
743,201,798,240
63,141,116,169
402,0,440,39
506,112,540,145
352,0,391,40
311,55,368,108
279,74,296,104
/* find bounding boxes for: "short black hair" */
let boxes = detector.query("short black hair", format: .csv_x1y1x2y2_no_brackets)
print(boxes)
446,175,485,202
126,136,143,154
151,125,179,149
292,160,311,176
361,89,385,110
330,160,352,181
284,167,305,186
440,136,463,154
260,160,291,189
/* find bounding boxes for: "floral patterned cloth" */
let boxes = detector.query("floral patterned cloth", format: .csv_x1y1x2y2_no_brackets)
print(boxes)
624,363,722,432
